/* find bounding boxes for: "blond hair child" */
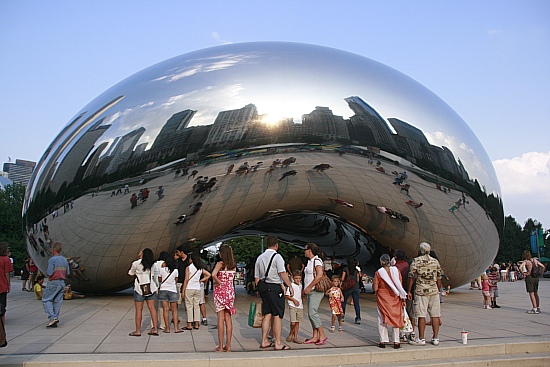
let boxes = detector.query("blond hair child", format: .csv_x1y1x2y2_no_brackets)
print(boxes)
326,275,344,332
481,274,492,309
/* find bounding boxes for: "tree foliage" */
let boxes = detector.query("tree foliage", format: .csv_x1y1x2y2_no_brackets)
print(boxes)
226,236,301,263
0,183,26,268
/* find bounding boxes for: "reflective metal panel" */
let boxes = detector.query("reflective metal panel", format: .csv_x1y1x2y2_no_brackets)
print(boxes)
23,42,502,292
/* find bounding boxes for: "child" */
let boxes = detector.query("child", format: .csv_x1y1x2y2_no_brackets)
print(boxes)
63,284,85,299
326,275,344,332
285,270,303,344
34,276,45,300
481,274,491,309
488,267,500,308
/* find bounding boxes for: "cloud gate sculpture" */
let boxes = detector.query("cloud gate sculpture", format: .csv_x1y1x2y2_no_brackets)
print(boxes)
23,42,503,293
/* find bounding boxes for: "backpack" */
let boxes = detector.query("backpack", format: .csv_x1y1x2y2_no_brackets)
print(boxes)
531,260,543,278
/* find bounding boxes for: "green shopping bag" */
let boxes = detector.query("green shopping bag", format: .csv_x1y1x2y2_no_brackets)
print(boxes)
248,301,263,328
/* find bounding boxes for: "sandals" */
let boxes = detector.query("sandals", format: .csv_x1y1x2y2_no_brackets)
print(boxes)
128,332,141,337
394,342,401,349
304,338,319,344
339,326,343,332
330,326,335,333
377,343,386,348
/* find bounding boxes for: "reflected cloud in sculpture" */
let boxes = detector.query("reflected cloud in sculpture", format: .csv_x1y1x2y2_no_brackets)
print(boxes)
23,42,503,293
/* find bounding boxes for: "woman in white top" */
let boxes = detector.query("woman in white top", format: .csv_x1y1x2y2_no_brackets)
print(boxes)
128,248,159,336
182,252,211,330
303,242,328,345
158,254,182,333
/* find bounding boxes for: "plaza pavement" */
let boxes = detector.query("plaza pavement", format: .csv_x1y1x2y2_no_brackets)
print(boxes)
0,277,549,366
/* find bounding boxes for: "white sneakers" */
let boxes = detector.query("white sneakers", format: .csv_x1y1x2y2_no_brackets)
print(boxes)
409,337,439,346
432,338,440,346
46,318,59,328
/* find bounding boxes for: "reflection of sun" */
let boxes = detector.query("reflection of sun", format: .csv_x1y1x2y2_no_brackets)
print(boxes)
260,114,282,126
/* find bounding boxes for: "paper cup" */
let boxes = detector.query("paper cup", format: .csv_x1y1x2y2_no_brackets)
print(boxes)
461,331,468,344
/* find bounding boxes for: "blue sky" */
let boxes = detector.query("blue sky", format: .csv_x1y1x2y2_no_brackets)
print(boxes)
1,1,549,227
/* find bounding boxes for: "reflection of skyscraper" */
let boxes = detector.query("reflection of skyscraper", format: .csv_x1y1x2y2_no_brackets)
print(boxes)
49,119,111,192
388,118,429,144
345,96,396,150
150,110,196,152
105,127,146,174
204,104,258,147
133,143,148,157
302,107,349,139
82,142,109,179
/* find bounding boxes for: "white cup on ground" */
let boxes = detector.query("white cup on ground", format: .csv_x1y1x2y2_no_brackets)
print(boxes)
461,330,468,344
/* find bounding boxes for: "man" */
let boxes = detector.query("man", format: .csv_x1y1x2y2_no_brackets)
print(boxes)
42,242,70,328
522,250,546,314
394,249,415,342
255,235,293,350
407,242,442,346
0,242,13,347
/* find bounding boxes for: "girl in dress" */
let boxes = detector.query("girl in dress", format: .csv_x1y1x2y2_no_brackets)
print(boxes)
481,273,492,309
326,275,344,332
212,244,237,352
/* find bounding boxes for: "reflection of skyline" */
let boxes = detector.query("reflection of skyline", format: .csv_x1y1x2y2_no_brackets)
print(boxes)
94,95,469,187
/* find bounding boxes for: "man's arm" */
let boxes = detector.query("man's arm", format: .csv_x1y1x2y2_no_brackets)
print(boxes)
279,271,293,297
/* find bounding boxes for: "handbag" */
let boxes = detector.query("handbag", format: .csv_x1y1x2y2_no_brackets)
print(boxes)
400,305,413,332
257,253,277,293
313,258,332,293
139,269,153,296
341,271,356,291
248,301,263,328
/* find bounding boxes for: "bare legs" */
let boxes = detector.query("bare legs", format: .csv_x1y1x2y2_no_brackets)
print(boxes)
529,292,540,308
216,310,233,351
133,301,144,335
417,316,439,340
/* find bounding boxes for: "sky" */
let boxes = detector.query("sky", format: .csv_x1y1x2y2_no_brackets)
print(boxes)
1,0,549,228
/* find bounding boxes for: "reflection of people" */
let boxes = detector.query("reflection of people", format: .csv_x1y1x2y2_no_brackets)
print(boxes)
64,285,85,299
130,194,138,209
42,242,70,328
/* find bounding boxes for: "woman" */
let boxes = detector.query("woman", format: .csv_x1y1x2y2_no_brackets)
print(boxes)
303,242,328,345
128,248,159,337
340,257,361,324
182,252,211,330
158,253,182,333
212,244,236,352
373,254,407,349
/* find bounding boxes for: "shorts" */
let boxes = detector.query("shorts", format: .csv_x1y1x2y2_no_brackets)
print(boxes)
525,276,539,293
199,284,205,305
133,290,157,302
0,292,7,309
482,291,491,297
413,294,441,318
260,283,285,318
405,298,414,320
158,290,178,303
288,305,303,322
490,289,499,298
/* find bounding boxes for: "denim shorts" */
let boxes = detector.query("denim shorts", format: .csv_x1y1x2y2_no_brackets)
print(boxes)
158,290,178,303
134,290,157,302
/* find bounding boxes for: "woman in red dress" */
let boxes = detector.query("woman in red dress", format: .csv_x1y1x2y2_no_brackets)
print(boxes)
212,244,237,352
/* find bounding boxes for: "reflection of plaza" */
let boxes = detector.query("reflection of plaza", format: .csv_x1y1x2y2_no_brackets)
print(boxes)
33,151,498,292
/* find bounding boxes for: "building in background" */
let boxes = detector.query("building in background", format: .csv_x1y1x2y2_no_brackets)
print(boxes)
2,159,36,186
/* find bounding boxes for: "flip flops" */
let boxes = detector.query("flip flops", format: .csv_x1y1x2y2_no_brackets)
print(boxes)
274,345,290,351
128,332,141,337
259,342,274,349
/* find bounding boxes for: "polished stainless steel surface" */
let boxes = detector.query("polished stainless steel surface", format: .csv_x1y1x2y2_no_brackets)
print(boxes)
23,42,502,292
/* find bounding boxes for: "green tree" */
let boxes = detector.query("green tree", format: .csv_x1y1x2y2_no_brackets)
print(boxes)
496,215,523,262
226,236,301,263
0,183,26,269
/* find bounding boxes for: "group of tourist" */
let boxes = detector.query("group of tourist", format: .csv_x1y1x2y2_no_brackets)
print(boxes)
127,244,237,352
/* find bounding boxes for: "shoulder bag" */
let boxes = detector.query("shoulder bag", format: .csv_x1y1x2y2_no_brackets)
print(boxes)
256,253,277,293
313,258,332,293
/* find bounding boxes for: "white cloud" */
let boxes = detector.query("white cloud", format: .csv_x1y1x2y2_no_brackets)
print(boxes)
488,29,502,35
493,151,550,225
211,31,232,45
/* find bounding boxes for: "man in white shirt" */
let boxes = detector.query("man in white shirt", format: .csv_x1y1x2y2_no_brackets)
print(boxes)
255,235,293,350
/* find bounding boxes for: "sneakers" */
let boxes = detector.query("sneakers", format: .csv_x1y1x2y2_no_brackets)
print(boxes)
46,318,59,328
408,332,416,342
527,308,540,314
432,338,440,346
354,317,361,324
409,338,426,346
201,318,208,326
